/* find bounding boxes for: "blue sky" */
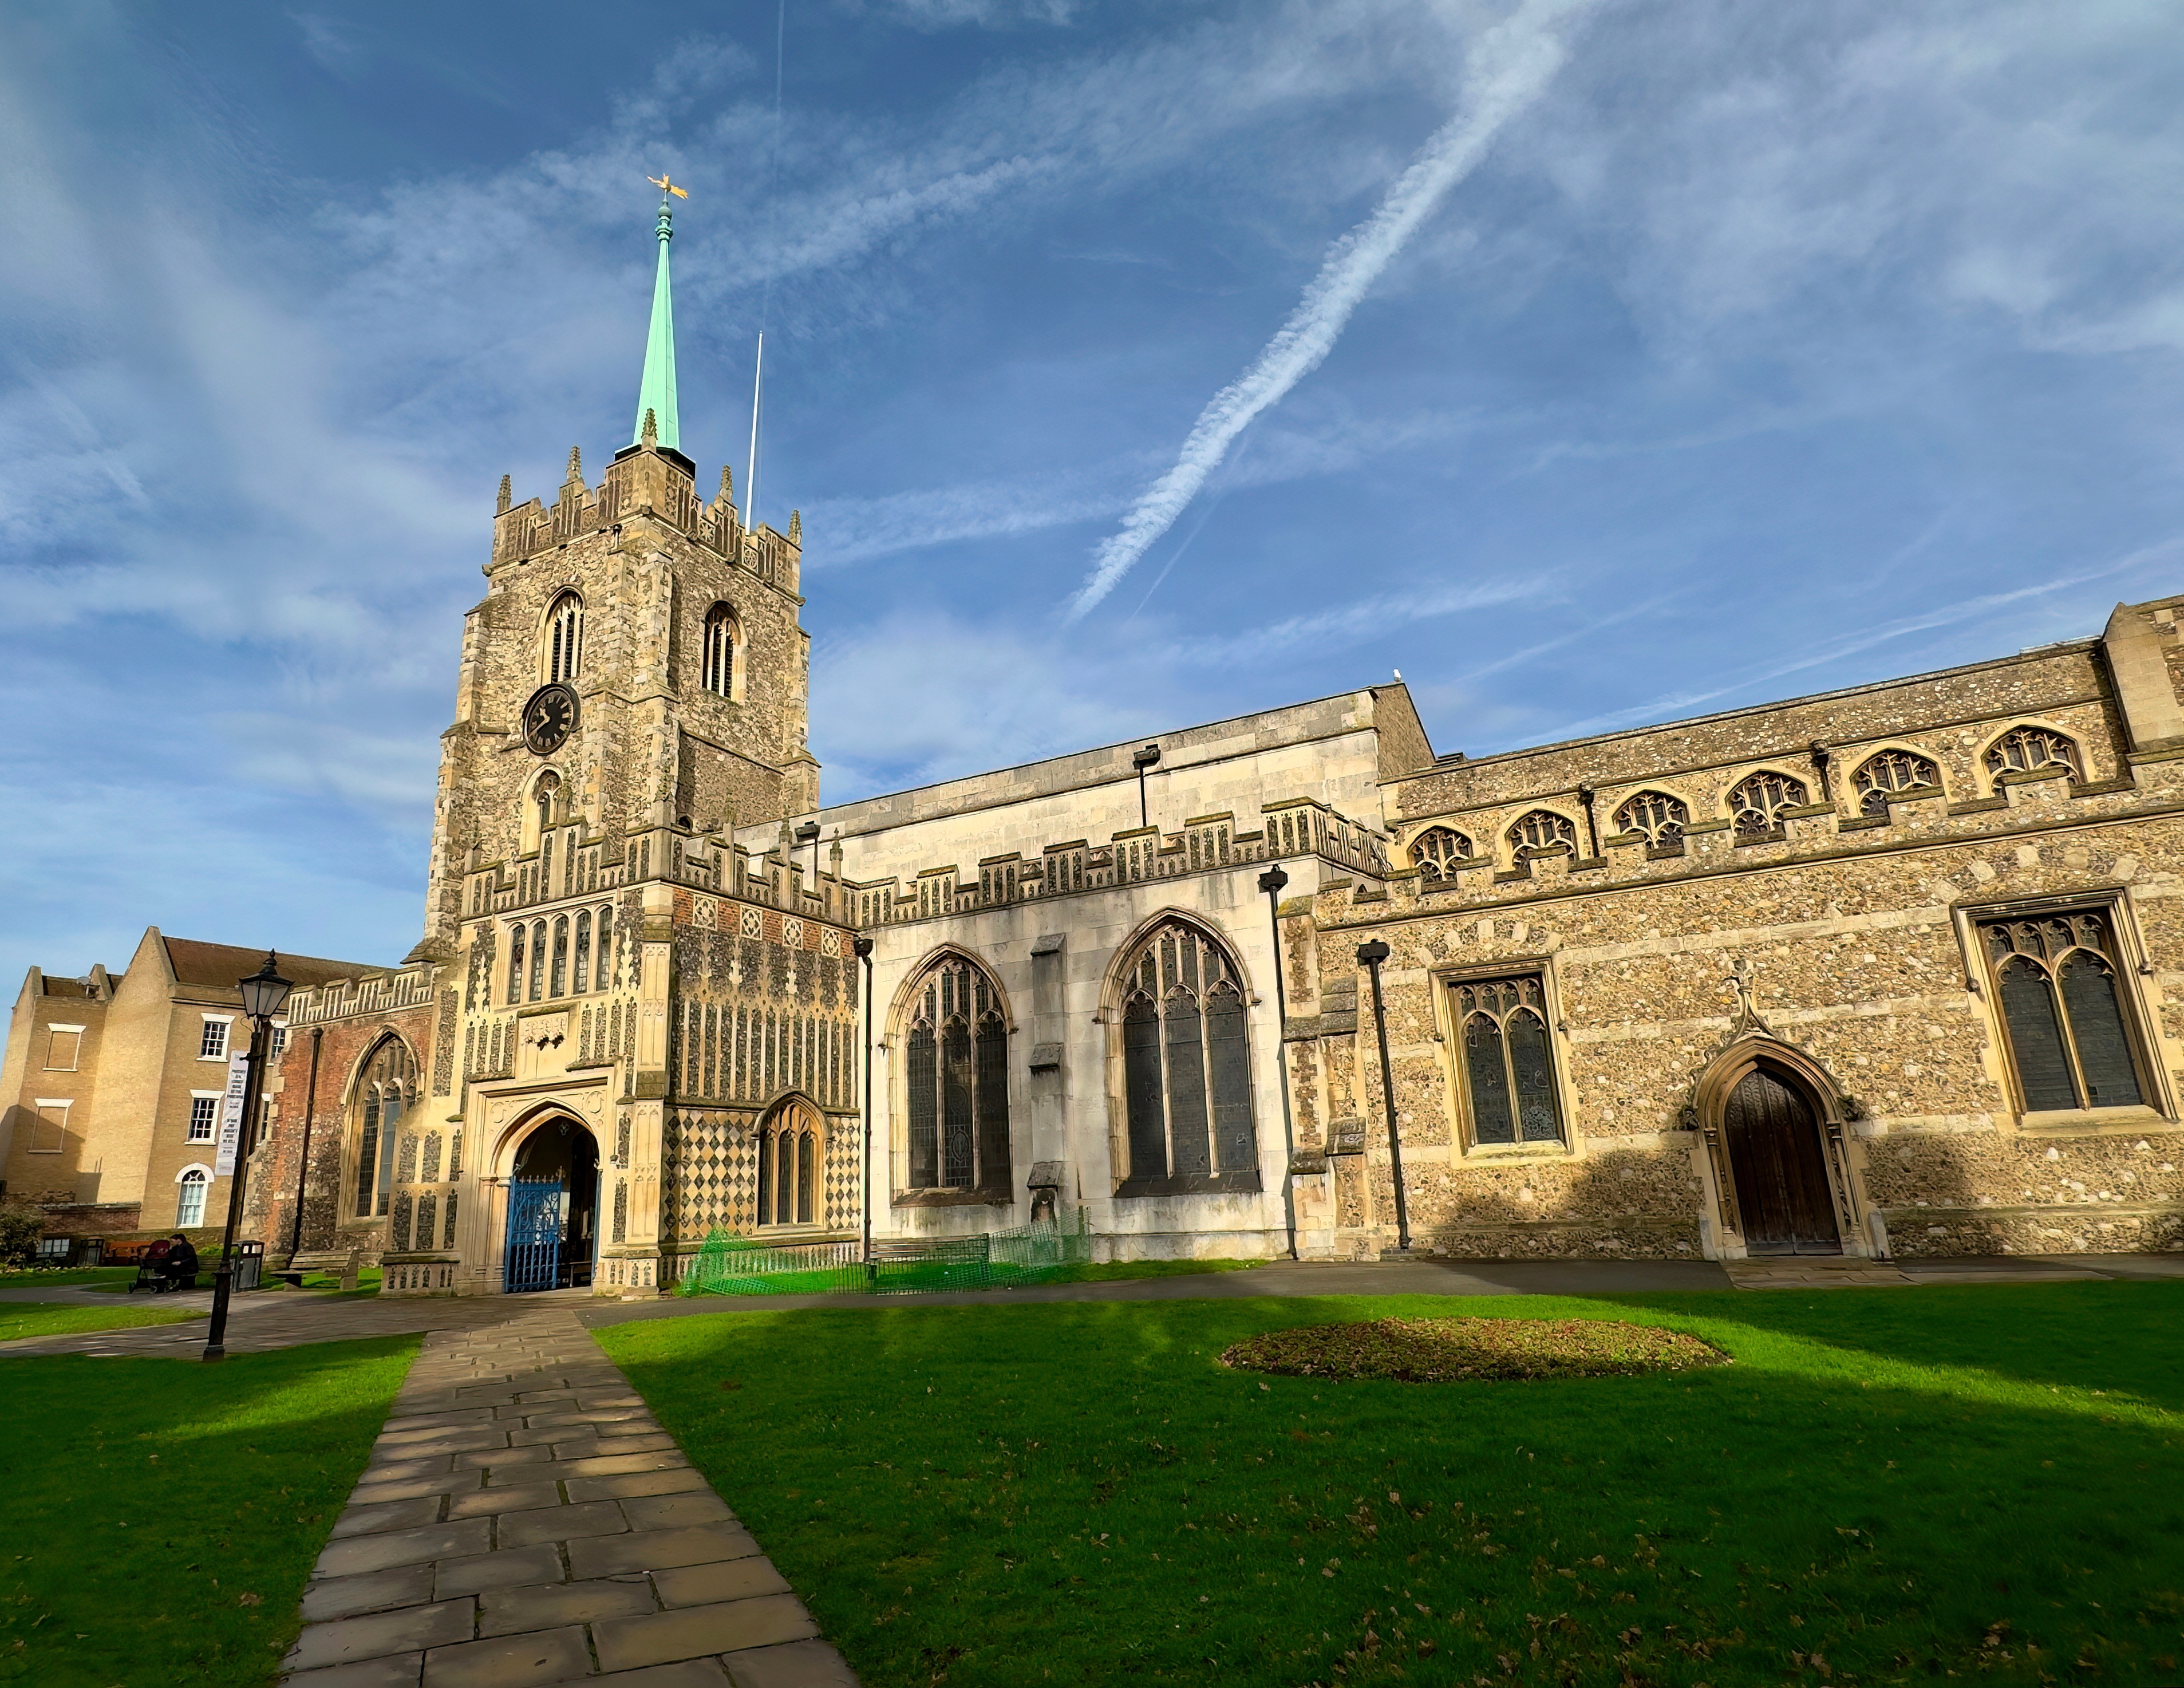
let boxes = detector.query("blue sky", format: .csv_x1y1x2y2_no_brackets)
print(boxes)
4,0,2183,983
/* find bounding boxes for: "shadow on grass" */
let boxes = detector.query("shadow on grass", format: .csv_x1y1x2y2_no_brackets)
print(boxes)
603,1286,2184,1688
0,1335,418,1688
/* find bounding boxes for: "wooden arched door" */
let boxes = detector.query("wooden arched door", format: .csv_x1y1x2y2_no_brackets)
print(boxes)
1723,1068,1840,1255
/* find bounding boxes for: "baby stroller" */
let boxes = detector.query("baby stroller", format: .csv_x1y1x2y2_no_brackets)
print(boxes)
127,1241,196,1293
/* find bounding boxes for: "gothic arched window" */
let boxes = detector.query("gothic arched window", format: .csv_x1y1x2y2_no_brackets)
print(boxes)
352,1039,415,1220
1115,921,1256,1193
546,592,584,683
901,955,1010,1194
1982,910,2145,1113
528,919,547,1002
506,923,526,1007
1727,771,1809,837
1613,790,1689,850
574,910,593,993
550,916,569,998
756,1102,823,1226
1507,810,1577,860
1984,725,2079,792
1449,974,1565,1146
702,604,737,698
1409,826,1473,880
1853,749,1941,817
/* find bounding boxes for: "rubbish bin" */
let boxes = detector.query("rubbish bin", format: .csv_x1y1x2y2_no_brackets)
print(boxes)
234,1240,264,1293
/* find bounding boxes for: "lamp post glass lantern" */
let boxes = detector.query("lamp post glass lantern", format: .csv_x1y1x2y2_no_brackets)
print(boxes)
1354,938,1411,1252
204,951,293,1360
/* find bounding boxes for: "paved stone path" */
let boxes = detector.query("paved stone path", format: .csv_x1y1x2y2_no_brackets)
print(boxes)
282,1306,857,1688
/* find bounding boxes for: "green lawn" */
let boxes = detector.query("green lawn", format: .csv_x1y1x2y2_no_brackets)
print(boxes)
0,1301,203,1342
0,1336,418,1688
0,1267,135,1289
600,1283,2184,1687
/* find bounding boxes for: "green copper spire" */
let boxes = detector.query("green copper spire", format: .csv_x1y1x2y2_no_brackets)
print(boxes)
633,184,681,452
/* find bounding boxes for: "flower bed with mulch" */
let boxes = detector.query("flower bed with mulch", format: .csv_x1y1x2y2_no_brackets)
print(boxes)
1219,1316,1728,1382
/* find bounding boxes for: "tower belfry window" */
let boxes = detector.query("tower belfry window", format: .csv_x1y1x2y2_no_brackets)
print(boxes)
702,604,737,698
546,593,584,683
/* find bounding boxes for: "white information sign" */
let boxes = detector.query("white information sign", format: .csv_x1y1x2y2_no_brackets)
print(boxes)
214,1048,251,1177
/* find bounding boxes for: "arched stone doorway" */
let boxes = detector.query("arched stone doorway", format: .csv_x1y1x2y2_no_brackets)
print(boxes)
1721,1067,1839,1255
504,1114,601,1291
1690,1034,1862,1259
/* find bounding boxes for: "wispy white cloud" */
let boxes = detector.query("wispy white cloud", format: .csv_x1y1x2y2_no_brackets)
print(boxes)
1064,0,1598,620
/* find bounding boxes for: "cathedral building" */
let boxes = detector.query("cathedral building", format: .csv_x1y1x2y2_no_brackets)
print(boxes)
243,194,2184,1295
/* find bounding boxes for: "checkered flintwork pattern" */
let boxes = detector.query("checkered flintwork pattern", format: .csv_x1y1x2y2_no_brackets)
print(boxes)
662,1106,859,1243
663,1110,757,1241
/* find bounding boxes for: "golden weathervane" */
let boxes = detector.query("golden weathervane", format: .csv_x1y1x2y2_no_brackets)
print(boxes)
647,174,689,199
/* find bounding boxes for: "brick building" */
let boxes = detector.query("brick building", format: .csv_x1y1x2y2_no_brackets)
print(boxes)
0,929,376,1247
244,192,2184,1295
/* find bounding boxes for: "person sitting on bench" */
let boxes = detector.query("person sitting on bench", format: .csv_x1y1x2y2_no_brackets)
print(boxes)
161,1233,199,1291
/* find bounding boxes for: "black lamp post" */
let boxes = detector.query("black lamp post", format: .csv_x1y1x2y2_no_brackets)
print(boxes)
795,821,821,890
204,951,294,1360
1354,938,1411,1252
1132,742,1161,830
1259,863,1300,1259
852,935,875,1271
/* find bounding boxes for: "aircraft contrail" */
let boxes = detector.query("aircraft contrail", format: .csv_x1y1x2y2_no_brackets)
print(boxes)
1064,0,1598,621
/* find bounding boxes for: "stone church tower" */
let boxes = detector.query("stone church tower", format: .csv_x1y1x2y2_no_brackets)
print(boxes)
413,187,818,966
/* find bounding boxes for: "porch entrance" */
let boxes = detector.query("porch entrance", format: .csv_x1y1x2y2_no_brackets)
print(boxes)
1723,1068,1841,1255
503,1115,600,1291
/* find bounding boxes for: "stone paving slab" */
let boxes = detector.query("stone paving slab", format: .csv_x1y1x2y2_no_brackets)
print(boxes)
279,1307,859,1688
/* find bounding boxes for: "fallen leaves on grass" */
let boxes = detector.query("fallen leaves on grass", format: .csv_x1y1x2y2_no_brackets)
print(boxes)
1219,1318,1728,1383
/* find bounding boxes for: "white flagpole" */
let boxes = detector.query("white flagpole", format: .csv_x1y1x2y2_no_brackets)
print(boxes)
745,332,764,539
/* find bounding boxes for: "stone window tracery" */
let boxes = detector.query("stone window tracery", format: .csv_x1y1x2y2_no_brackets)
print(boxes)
1115,921,1256,1192
545,591,583,683
1727,771,1809,837
1982,910,2146,1114
1447,975,1565,1146
756,1101,822,1226
352,1039,415,1220
1984,725,2079,791
1408,826,1473,880
1613,790,1689,850
901,955,1010,1195
702,603,737,698
1853,749,1941,817
1507,809,1577,859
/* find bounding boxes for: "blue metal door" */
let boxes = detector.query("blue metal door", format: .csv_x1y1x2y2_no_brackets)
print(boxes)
504,1176,565,1292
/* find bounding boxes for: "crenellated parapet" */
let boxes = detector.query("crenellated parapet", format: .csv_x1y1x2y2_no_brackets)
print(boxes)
488,444,802,598
842,795,1391,928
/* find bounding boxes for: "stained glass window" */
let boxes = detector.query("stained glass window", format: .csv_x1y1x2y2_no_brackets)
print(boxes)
1409,826,1473,879
1507,810,1577,859
1982,911,2144,1113
1727,771,1809,837
1852,749,1940,817
1448,975,1565,1147
1116,922,1256,1188
901,956,1011,1193
1984,726,2078,791
353,1039,415,1219
1613,790,1689,849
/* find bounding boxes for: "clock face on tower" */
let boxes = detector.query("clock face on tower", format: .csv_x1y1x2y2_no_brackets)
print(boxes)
522,683,579,755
